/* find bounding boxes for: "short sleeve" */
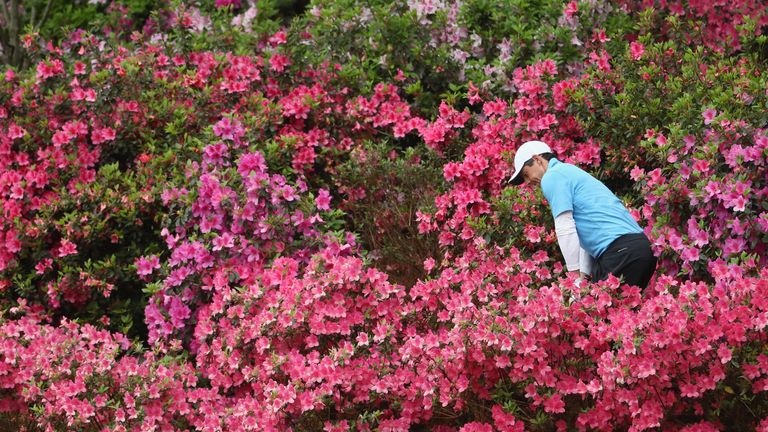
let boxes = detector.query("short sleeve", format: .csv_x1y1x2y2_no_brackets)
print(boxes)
541,170,574,218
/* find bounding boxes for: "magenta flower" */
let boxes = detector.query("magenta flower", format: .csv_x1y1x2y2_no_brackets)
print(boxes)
563,1,578,19
268,30,288,46
212,116,245,141
91,126,116,145
716,345,733,364
702,108,718,125
543,394,566,413
35,258,53,275
35,59,65,80
681,246,700,262
269,54,291,72
135,255,161,276
56,239,78,257
316,189,331,210
7,123,27,140
423,257,435,273
630,41,645,60
167,296,190,329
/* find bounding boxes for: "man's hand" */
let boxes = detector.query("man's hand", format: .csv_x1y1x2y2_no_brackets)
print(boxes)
568,270,590,289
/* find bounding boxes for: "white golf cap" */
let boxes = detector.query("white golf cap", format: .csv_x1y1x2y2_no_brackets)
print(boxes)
507,140,552,185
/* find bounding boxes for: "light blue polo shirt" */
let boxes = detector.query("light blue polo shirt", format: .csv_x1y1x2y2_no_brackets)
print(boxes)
541,159,642,258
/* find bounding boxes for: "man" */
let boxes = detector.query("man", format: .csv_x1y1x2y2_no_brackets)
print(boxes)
508,140,656,289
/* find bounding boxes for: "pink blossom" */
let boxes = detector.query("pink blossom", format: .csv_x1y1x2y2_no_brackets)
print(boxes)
630,166,644,181
356,332,369,346
423,257,435,273
167,296,190,329
35,258,53,275
492,405,524,432
718,345,733,364
212,117,245,141
563,1,578,19
316,189,331,210
468,81,482,105
269,30,288,46
731,195,747,212
703,108,718,125
681,247,700,262
459,422,493,432
630,41,645,60
36,59,65,80
91,126,116,144
203,142,229,165
270,54,291,72
135,255,161,276
56,239,78,257
543,394,566,413
7,123,27,140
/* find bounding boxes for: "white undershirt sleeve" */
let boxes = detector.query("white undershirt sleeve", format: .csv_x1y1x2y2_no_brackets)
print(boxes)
554,211,581,272
579,246,594,276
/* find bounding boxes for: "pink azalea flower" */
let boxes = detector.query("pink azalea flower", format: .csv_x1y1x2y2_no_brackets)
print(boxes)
268,30,287,46
459,422,493,432
316,189,331,211
563,1,578,19
731,195,747,212
135,255,161,276
35,59,65,80
543,394,566,413
167,296,190,329
269,54,291,72
91,126,116,145
423,257,435,273
212,117,245,141
630,41,645,60
56,239,78,257
702,108,718,125
35,258,53,275
717,345,732,364
7,123,27,140
681,246,700,262
356,332,369,346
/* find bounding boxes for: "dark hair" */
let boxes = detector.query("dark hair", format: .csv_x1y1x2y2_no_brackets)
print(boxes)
523,152,557,167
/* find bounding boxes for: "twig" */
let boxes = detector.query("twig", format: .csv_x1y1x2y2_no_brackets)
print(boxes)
36,0,53,29
0,1,9,24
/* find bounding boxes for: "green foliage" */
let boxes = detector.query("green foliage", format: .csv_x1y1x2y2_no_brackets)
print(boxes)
293,0,636,111
570,37,768,192
293,0,456,111
335,141,442,286
13,159,166,341
567,30,768,283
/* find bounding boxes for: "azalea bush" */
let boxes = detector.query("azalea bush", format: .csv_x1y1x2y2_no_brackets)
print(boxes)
2,0,768,431
568,30,768,281
293,0,633,112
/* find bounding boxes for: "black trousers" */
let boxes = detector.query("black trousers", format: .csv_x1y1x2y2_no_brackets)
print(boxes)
593,233,656,289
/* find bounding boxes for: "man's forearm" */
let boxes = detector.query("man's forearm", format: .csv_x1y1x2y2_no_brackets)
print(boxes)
554,211,581,271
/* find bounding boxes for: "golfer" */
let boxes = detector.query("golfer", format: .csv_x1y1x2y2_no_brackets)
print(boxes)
508,140,656,289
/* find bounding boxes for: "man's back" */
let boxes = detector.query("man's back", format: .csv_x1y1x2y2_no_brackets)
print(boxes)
541,158,642,258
